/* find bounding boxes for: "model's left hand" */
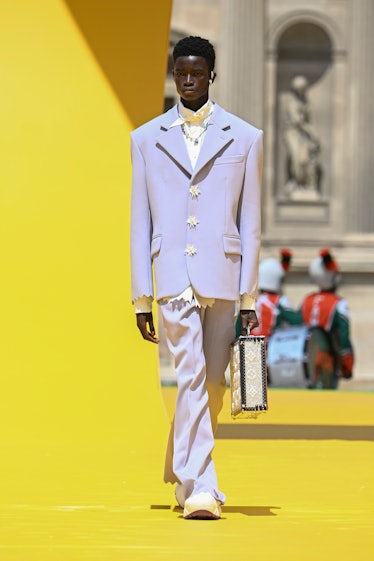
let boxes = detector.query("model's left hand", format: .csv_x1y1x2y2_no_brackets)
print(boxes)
239,310,259,334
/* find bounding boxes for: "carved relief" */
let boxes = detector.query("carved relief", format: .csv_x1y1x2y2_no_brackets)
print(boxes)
282,75,322,200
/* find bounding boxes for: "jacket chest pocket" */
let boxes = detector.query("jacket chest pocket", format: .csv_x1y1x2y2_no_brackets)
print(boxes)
213,155,244,166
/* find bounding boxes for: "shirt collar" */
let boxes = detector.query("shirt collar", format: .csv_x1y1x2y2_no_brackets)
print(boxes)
169,99,214,128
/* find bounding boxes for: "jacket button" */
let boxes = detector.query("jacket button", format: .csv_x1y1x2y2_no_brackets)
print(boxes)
184,244,197,256
187,216,199,229
189,185,201,199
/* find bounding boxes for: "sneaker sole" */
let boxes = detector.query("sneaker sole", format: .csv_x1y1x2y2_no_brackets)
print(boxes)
183,509,221,520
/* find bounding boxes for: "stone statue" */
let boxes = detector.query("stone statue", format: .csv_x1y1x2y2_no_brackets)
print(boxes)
283,75,322,199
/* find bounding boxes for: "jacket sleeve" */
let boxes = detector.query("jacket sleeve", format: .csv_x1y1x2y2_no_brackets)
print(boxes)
130,133,154,304
238,129,263,300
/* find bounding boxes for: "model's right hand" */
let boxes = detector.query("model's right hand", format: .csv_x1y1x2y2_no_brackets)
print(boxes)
136,312,159,344
239,310,259,334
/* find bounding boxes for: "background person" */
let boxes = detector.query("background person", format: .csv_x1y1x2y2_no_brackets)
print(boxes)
236,249,299,339
300,249,354,389
236,249,302,386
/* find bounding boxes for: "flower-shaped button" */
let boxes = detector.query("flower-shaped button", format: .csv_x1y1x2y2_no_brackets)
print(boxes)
184,244,197,256
189,185,201,199
187,216,199,229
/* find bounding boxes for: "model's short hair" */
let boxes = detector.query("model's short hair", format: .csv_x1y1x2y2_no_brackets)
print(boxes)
173,36,215,71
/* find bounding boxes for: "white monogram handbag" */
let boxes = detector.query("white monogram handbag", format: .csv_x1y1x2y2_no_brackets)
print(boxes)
230,334,268,419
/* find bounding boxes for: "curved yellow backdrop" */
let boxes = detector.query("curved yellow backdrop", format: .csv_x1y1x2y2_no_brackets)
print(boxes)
0,0,171,491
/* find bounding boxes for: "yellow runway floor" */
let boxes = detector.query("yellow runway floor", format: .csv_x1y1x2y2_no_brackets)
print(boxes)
0,387,373,561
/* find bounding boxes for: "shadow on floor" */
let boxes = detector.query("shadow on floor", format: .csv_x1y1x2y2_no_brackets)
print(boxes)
216,424,374,441
151,505,281,516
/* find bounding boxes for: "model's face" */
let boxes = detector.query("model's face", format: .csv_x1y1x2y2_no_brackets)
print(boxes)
173,55,213,110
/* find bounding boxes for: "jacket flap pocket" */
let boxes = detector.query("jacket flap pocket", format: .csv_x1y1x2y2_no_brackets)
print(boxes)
223,235,242,255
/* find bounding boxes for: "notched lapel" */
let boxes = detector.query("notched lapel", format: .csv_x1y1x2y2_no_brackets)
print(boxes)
154,105,234,181
192,122,234,181
155,126,192,178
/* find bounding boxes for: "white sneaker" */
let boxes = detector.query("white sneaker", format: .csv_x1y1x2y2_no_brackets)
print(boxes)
183,492,222,520
175,484,185,508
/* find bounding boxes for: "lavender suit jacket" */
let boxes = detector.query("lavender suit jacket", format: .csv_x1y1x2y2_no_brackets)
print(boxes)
130,103,263,304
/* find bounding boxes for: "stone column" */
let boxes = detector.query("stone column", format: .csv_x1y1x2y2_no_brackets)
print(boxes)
348,0,374,233
217,0,265,128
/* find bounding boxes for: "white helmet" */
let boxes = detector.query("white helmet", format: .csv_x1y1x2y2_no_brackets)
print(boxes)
309,249,341,290
258,258,285,293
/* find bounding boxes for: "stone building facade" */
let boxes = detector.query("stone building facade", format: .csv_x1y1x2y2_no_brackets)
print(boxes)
161,0,374,384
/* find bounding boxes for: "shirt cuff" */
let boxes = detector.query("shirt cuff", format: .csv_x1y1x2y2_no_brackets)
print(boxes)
240,294,256,311
134,295,153,314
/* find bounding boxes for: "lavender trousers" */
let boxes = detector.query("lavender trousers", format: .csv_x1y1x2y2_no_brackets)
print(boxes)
160,297,236,505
